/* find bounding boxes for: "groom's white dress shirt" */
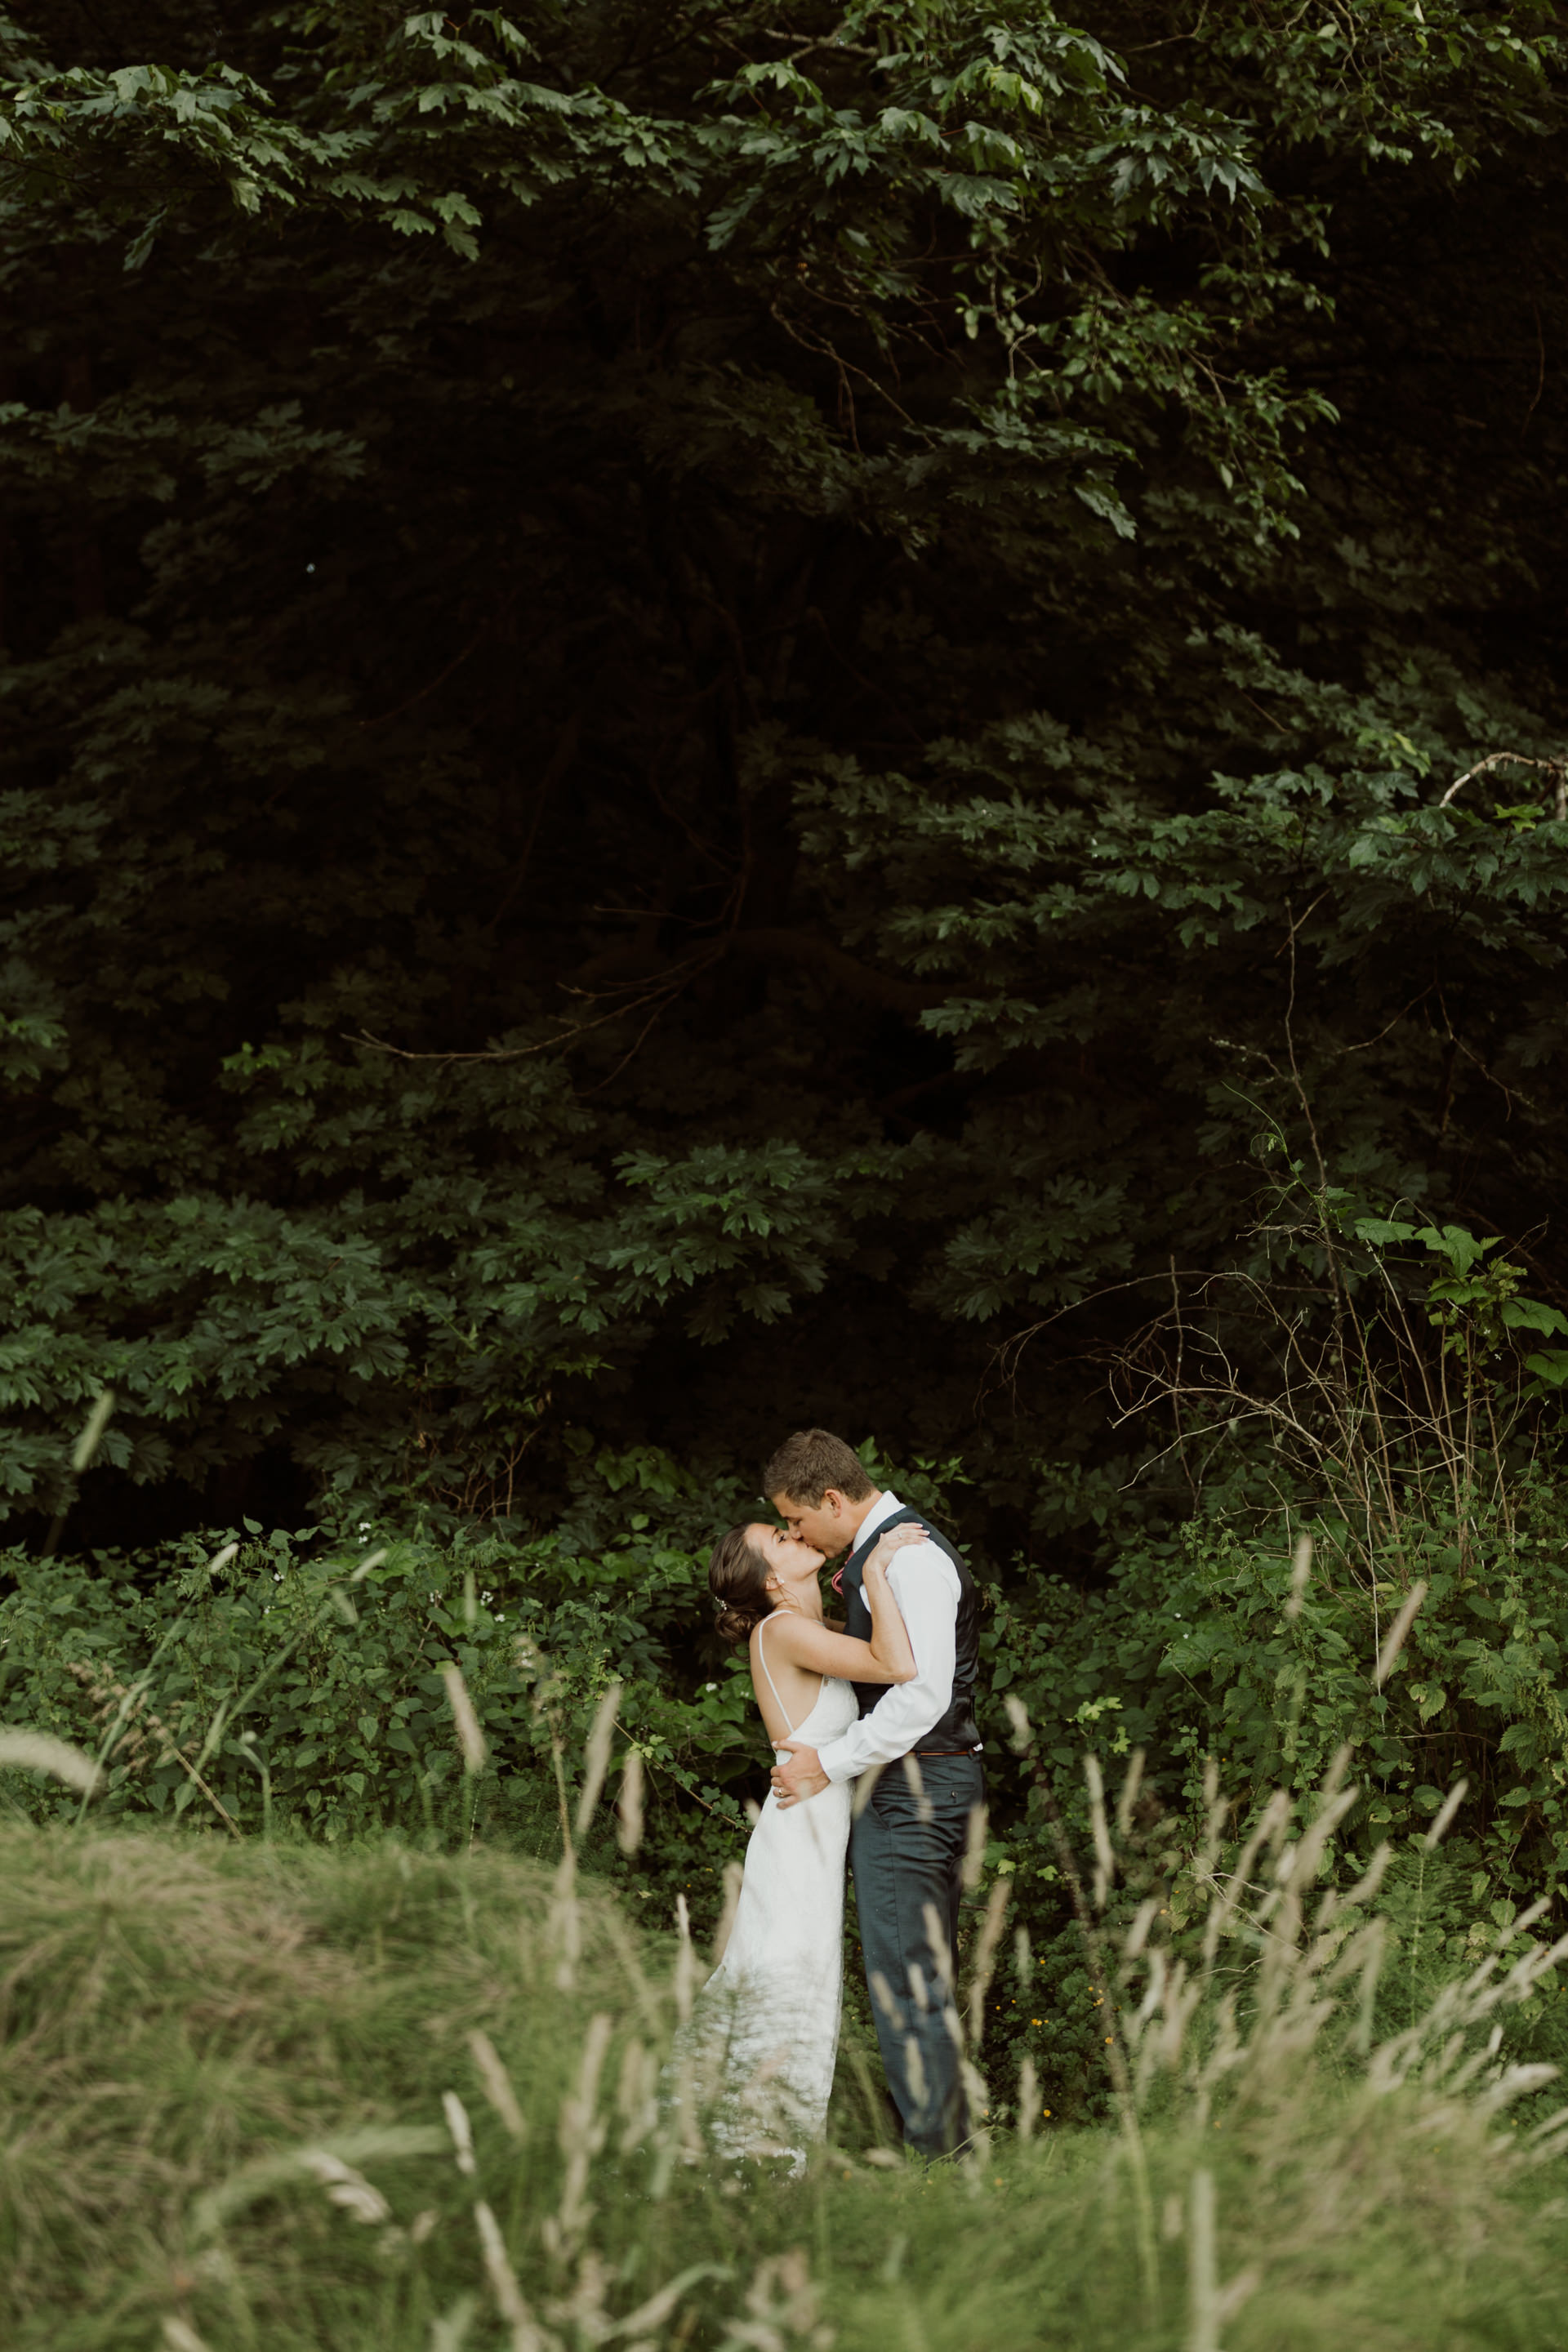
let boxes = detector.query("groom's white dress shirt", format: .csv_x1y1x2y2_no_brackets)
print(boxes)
813,1488,962,1784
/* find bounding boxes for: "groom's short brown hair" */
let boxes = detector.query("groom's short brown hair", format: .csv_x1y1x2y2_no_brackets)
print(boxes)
762,1428,875,1508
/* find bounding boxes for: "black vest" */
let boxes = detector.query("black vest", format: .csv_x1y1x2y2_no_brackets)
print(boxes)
840,1505,981,1750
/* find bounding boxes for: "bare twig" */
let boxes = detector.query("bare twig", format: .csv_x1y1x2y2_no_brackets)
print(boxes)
1523,297,1547,434
1438,749,1566,815
359,626,490,728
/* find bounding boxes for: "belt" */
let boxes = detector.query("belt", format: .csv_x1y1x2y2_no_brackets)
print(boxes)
911,1746,982,1758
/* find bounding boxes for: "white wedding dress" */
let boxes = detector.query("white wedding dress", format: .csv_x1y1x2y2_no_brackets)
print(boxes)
666,1619,858,2170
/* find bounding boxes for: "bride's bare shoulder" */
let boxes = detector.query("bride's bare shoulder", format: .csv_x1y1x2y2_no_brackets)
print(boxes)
760,1611,820,1662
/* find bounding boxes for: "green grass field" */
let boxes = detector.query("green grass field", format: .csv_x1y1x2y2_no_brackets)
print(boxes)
4,1820,1568,2352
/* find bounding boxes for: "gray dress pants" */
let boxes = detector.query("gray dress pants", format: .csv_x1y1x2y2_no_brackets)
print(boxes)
849,1749,985,2157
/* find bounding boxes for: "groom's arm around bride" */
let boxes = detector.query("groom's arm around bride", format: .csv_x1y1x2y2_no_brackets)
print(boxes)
762,1429,984,2158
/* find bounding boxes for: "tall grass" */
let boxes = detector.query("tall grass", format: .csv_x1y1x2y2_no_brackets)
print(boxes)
4,1729,1568,2352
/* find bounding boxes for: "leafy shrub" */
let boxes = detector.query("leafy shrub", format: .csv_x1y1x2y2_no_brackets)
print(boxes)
0,1502,759,1850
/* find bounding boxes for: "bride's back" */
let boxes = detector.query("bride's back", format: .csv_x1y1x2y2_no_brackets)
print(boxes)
748,1614,826,1745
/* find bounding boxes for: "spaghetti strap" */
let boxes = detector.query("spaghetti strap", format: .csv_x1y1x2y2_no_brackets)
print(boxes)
756,1612,819,1744
755,1614,794,1737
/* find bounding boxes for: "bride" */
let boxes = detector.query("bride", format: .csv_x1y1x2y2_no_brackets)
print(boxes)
666,1516,920,2167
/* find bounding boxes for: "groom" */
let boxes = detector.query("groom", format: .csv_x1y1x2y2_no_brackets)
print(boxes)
764,1428,983,2158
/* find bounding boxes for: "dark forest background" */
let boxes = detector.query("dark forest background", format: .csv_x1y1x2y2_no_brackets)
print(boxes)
4,0,1568,2107
2,0,1565,1536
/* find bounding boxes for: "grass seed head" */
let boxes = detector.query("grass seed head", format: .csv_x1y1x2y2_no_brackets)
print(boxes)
467,2029,527,2140
71,1388,117,1474
161,2319,212,2352
299,2149,391,2225
474,2199,542,2352
428,2292,478,2352
966,1878,1010,2049
439,1662,487,1775
0,1729,102,1794
672,1893,697,2023
1425,1777,1470,1851
443,2090,478,2176
1284,1530,1313,1619
961,1799,988,1892
1374,1577,1428,1687
574,1682,623,1838
711,1860,743,1964
616,1746,644,1855
1017,2053,1038,2141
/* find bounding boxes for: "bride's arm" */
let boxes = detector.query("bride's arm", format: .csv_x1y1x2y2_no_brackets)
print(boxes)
859,1532,919,1681
767,1527,922,1684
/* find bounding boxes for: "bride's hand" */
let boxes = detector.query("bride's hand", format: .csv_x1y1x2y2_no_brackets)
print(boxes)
864,1524,924,1579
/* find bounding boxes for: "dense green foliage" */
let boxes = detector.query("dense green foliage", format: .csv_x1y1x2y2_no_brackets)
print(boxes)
0,1473,755,1848
0,0,1565,1540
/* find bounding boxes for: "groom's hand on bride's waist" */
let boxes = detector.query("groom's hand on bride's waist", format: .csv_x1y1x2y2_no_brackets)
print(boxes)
771,1740,828,1808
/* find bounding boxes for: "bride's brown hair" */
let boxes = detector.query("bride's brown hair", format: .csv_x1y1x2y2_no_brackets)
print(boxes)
708,1526,773,1645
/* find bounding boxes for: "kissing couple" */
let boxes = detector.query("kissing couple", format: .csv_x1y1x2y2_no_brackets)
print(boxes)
669,1428,984,2169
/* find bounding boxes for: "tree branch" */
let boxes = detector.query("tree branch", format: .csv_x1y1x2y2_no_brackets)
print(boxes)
346,929,951,1070
1438,748,1566,817
721,928,950,1013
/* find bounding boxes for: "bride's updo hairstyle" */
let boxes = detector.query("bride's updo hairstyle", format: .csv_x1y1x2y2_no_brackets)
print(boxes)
708,1526,773,1645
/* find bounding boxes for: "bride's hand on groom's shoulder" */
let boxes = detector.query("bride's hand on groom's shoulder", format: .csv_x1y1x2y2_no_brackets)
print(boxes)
866,1524,925,1575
